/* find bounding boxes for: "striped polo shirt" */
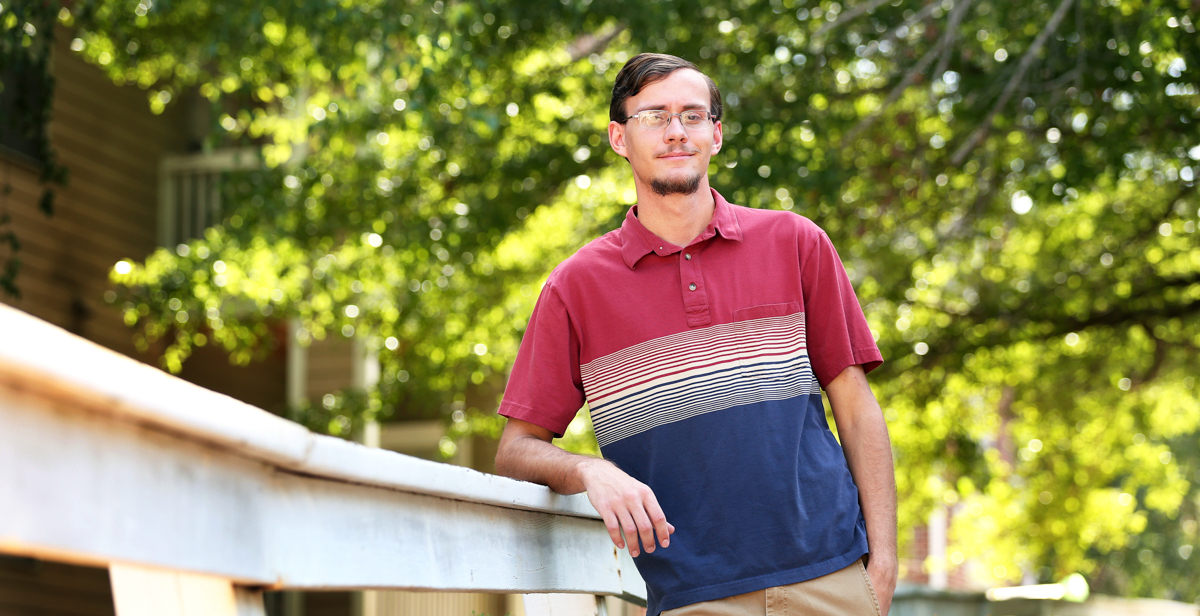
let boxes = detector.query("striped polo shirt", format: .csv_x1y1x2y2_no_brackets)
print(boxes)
498,188,883,615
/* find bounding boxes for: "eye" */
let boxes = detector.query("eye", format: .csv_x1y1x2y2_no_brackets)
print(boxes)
643,111,669,127
682,111,706,124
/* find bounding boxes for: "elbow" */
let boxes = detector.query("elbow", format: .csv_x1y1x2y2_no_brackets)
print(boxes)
494,435,523,480
494,447,513,479
494,443,512,478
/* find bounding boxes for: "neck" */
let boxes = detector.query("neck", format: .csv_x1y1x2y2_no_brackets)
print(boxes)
633,177,715,248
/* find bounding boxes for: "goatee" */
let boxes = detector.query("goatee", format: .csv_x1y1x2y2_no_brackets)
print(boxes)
650,171,703,196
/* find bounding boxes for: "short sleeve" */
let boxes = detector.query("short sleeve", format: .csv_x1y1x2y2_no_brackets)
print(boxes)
497,281,586,437
801,231,883,387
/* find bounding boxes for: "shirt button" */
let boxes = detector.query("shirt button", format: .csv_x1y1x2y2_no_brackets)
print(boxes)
684,253,692,260
688,283,697,291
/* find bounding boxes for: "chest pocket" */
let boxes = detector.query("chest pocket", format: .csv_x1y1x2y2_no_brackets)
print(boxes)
731,302,812,387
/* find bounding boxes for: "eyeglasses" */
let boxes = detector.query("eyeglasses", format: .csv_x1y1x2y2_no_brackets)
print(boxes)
623,110,715,129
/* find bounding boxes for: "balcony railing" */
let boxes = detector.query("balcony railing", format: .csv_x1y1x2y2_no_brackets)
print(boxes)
158,148,260,248
0,303,645,615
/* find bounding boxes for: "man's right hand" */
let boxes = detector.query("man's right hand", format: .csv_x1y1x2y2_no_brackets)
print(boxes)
576,457,674,557
495,417,674,558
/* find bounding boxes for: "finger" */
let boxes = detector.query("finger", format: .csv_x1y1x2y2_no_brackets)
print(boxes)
616,509,641,557
642,492,672,548
628,503,658,554
598,509,625,549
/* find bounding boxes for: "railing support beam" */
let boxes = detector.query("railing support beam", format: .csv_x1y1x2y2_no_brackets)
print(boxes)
523,593,610,616
109,563,265,616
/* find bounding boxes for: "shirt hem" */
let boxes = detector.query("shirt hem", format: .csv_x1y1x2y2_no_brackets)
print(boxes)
853,346,884,375
816,347,885,387
497,399,573,438
649,539,870,616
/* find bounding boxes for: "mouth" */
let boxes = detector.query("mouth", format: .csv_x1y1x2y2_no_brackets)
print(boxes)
658,150,697,159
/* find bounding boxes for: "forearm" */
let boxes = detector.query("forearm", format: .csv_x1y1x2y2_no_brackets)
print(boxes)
495,418,673,555
495,430,606,495
826,366,898,563
842,411,898,563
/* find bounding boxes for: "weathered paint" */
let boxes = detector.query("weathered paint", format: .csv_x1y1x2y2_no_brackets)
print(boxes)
0,304,646,609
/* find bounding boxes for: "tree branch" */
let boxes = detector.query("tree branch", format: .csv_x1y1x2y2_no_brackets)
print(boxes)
842,0,976,148
868,1,942,55
1131,335,1169,388
814,0,895,39
1034,67,1081,93
949,0,1076,165
1073,0,1086,92
930,0,973,86
566,22,626,62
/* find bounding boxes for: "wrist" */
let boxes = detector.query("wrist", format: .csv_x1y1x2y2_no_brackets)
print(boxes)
571,456,609,489
865,551,898,569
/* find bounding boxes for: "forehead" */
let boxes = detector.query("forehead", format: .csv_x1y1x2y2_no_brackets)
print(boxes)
628,69,711,112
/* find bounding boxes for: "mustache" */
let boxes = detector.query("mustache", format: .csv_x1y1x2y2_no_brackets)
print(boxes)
656,147,700,157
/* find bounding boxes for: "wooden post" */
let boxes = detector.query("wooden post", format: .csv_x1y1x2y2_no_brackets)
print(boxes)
522,593,606,616
109,563,265,616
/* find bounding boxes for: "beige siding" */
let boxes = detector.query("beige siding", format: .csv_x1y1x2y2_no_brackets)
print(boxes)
368,591,507,616
306,334,359,401
0,31,288,417
177,340,289,415
0,32,185,357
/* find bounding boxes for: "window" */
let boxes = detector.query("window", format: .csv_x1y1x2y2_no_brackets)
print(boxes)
0,43,52,166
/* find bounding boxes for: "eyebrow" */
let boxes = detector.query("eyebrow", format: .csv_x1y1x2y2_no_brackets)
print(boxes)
634,102,709,113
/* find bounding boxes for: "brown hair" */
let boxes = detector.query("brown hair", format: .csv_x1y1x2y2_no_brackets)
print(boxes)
609,53,723,123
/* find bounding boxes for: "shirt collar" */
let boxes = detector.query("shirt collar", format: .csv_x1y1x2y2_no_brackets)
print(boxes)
620,187,743,270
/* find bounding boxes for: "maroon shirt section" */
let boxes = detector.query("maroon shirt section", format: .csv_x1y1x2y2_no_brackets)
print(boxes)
499,188,882,437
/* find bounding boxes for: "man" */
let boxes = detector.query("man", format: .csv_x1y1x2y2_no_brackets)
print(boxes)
494,53,897,616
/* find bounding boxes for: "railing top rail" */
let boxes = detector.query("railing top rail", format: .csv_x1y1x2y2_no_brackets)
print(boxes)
0,304,600,520
159,147,262,173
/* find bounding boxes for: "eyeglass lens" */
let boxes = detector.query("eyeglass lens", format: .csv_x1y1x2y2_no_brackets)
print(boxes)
638,111,710,128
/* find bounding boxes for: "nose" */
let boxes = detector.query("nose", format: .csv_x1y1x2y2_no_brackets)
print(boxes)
662,115,688,142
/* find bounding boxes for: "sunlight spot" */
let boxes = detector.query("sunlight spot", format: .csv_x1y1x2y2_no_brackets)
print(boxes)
1011,191,1033,214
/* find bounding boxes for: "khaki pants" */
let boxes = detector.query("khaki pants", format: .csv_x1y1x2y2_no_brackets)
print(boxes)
661,560,882,616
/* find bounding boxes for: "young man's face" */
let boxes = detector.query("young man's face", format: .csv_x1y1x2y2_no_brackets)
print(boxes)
608,69,723,197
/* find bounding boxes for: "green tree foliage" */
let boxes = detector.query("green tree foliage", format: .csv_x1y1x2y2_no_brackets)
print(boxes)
23,0,1200,599
0,1,68,297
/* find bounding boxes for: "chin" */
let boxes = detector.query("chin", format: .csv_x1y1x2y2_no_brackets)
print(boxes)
649,170,704,196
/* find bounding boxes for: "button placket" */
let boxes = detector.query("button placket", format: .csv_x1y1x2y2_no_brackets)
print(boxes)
679,246,710,326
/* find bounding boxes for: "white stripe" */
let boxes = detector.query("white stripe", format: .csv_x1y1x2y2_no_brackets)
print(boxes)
582,313,807,396
582,313,806,382
582,313,816,447
589,349,810,411
591,355,812,426
594,370,820,447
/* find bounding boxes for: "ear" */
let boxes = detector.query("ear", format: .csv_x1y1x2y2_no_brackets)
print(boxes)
711,120,723,155
608,120,628,158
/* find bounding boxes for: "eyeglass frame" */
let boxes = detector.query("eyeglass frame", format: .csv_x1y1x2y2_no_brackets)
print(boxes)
621,109,718,130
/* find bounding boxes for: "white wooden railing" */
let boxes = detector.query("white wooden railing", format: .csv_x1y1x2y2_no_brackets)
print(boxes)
0,303,645,615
